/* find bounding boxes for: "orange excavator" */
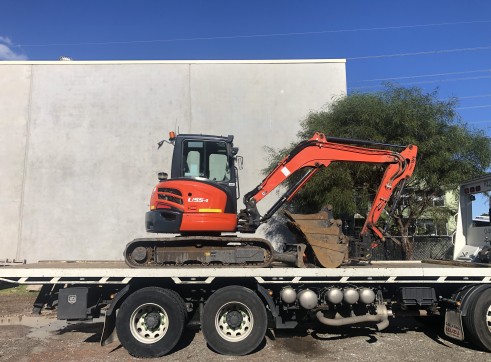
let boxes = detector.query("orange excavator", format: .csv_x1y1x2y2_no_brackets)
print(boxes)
124,132,417,268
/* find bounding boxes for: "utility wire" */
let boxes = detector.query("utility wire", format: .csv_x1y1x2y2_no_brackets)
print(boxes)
443,94,491,100
348,45,491,60
457,105,491,110
352,68,491,83
459,94,491,99
350,75,491,89
438,94,491,102
15,20,491,47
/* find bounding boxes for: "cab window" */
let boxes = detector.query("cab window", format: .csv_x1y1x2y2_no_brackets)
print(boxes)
183,140,230,181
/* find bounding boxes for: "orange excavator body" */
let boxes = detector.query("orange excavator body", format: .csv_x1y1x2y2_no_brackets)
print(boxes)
148,179,237,232
146,132,417,237
126,131,417,268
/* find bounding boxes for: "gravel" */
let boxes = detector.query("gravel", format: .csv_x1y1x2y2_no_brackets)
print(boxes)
0,291,489,361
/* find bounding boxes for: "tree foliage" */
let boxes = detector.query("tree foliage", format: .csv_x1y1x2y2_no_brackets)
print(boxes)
267,84,491,258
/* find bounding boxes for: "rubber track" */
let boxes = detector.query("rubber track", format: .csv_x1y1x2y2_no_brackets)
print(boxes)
124,236,273,268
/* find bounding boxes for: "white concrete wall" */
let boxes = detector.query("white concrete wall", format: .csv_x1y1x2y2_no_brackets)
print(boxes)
0,60,346,262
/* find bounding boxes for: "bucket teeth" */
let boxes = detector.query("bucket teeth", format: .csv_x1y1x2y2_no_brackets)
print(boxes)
285,207,349,268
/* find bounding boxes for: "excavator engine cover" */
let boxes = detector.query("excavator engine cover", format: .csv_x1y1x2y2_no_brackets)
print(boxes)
285,206,349,268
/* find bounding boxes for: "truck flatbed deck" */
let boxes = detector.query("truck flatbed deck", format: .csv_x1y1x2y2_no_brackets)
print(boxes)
1,260,490,286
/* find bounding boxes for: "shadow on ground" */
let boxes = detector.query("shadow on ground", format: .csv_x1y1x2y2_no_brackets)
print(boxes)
271,316,483,354
52,315,485,356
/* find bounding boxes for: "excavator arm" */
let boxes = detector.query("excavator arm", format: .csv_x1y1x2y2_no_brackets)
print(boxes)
239,132,418,242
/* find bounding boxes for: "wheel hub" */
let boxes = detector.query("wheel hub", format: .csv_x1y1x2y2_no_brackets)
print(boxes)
129,303,169,344
145,312,161,330
215,301,253,342
226,310,243,329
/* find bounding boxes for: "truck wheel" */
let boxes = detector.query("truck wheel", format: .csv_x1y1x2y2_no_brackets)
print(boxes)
201,285,267,355
463,288,491,351
116,287,186,357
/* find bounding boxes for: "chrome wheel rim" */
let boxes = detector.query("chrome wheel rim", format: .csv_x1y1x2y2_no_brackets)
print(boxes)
486,304,491,333
215,301,253,342
130,303,168,344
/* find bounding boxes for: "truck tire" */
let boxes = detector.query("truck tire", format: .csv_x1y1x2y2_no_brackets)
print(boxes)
115,287,186,357
463,288,491,351
201,285,267,355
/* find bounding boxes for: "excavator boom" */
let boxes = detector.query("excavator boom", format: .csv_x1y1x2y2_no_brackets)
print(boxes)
240,132,417,241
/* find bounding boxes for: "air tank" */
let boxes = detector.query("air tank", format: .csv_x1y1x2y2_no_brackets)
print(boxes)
343,288,360,304
325,287,344,304
359,288,376,304
280,287,297,304
298,289,318,309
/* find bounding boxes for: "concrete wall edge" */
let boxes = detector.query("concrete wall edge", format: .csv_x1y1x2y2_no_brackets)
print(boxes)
0,59,346,65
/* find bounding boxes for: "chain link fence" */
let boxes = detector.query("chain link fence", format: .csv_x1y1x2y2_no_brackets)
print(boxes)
370,235,454,261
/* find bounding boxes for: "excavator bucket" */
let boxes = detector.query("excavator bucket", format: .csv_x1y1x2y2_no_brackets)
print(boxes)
285,206,349,268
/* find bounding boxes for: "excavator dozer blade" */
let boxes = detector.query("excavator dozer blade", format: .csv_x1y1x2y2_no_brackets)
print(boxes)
285,208,349,268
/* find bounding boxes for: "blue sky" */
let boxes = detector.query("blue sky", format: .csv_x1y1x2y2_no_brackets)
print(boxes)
1,0,490,214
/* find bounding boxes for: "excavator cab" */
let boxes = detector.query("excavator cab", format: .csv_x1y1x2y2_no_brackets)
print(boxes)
145,134,240,234
170,134,237,195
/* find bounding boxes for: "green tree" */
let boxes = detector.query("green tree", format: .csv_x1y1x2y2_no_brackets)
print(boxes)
267,84,491,259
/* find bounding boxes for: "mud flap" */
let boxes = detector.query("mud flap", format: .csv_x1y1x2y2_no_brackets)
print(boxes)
101,312,118,346
445,309,464,341
285,207,349,268
100,285,130,346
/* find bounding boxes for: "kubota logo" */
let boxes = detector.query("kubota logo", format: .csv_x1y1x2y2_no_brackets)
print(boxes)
188,197,209,203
